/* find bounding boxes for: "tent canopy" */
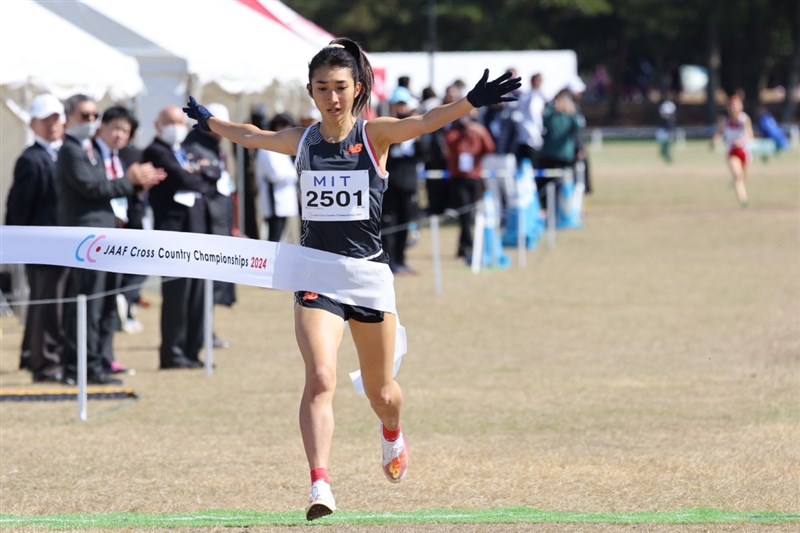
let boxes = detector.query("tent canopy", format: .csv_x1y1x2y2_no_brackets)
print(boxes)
237,0,335,49
82,0,321,95
1,0,143,101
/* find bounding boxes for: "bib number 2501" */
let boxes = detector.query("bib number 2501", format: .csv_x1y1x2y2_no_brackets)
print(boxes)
301,170,369,221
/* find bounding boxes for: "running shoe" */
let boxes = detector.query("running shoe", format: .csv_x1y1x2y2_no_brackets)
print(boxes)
381,425,409,483
305,480,336,521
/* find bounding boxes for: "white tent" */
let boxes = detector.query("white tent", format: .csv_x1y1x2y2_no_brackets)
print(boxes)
370,50,579,103
81,0,320,94
63,0,327,147
0,0,144,226
240,0,335,49
37,0,190,148
0,0,144,101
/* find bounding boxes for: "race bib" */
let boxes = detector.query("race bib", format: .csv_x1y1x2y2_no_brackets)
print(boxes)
300,170,370,221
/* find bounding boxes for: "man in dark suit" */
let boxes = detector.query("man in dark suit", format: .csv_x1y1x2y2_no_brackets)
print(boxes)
93,105,145,374
142,106,211,370
56,94,164,385
117,114,150,334
5,94,68,382
183,103,237,349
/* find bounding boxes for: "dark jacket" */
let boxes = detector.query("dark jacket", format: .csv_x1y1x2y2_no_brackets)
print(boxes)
56,135,134,227
142,137,209,233
6,142,59,226
182,131,233,237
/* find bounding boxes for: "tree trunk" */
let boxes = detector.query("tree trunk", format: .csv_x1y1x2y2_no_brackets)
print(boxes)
606,33,628,125
780,3,800,123
706,6,722,124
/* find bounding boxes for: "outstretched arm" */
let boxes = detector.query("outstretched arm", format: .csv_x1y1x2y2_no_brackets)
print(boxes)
183,97,304,156
368,69,521,151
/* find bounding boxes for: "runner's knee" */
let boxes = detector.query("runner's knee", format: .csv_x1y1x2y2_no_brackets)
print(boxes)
305,367,337,398
364,382,398,409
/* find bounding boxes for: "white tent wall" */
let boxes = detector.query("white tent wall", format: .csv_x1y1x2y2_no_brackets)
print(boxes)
36,0,190,149
0,0,144,226
370,50,579,103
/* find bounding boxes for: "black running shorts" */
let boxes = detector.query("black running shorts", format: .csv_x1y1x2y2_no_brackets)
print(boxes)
294,291,385,323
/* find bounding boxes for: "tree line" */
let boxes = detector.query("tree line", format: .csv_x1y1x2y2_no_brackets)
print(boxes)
285,0,799,124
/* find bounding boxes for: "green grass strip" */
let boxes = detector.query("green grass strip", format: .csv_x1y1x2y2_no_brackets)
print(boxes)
1,508,798,529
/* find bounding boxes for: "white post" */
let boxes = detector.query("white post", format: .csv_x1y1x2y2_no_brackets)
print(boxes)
517,204,526,269
789,125,800,149
430,215,443,295
471,202,485,274
546,182,556,249
204,278,214,378
573,163,585,220
676,127,687,150
77,294,88,422
591,128,603,152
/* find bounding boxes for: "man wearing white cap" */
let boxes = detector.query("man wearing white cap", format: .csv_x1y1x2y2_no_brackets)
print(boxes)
5,94,67,382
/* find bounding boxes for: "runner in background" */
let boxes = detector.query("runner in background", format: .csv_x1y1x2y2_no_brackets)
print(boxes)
712,93,754,207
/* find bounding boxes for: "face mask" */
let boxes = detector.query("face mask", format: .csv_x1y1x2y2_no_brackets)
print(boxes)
67,122,98,141
160,124,189,149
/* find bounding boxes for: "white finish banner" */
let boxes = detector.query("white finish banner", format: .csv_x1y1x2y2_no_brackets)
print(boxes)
0,225,405,394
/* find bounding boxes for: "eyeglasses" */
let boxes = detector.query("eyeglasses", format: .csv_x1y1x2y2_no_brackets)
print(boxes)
80,111,99,121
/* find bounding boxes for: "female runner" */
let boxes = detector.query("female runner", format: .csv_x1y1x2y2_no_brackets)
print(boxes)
184,37,520,520
713,94,754,207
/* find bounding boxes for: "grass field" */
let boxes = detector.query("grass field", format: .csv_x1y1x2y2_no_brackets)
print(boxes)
1,141,798,531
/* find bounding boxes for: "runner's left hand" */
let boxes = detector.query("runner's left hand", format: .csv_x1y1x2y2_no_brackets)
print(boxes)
466,69,522,108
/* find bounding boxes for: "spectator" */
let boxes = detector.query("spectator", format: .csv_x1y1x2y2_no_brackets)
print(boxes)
256,112,299,243
5,94,68,383
537,89,585,214
116,111,150,334
382,90,421,275
93,105,142,373
57,94,164,385
568,76,593,194
143,106,211,369
445,109,496,259
183,102,237,350
515,73,546,166
417,87,451,217
656,98,677,163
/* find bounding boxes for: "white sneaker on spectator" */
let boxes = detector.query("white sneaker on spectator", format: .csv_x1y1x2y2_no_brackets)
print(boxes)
123,318,144,334
305,480,336,521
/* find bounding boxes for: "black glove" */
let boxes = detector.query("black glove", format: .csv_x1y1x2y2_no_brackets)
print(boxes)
466,69,522,108
182,96,213,132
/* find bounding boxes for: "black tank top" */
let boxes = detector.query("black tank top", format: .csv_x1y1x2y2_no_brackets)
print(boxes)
295,119,388,259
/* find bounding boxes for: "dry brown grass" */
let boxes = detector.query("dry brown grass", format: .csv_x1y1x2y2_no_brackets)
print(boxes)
1,141,798,531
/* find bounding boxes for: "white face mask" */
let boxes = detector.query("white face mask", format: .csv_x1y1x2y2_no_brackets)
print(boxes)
67,121,98,142
159,124,189,149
